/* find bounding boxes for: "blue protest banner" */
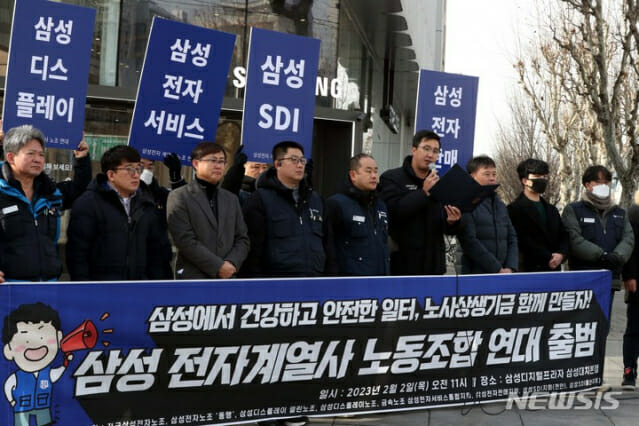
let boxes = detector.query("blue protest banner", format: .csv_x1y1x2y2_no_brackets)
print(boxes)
0,271,610,425
415,70,479,174
2,0,95,149
128,17,236,165
242,28,320,162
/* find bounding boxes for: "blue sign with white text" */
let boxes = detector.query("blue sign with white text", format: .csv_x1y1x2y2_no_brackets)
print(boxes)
2,0,95,149
0,271,610,425
415,70,479,174
242,28,320,162
129,17,236,165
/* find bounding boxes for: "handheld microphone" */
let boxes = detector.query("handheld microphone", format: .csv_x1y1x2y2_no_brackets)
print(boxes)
428,163,438,175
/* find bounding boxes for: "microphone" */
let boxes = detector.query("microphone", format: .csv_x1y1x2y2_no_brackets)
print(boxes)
428,163,438,175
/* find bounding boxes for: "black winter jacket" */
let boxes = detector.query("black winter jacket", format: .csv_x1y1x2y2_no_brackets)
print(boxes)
66,174,169,281
240,168,336,277
458,194,518,274
326,178,390,276
507,193,569,272
379,156,460,275
0,157,91,281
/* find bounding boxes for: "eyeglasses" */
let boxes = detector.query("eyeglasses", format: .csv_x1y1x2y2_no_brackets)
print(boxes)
199,158,227,166
419,146,441,155
114,165,144,176
279,156,307,165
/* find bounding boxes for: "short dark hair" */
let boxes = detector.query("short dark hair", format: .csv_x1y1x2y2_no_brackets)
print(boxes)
2,302,61,345
412,130,441,149
582,165,612,185
272,141,304,162
101,145,141,173
349,153,375,171
517,158,549,180
191,142,226,161
466,155,496,175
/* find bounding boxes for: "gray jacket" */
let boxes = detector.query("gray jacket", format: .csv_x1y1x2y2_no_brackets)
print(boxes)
167,180,250,279
458,195,518,274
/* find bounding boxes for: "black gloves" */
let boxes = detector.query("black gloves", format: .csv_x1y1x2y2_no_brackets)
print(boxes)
600,252,624,269
163,153,182,183
234,145,248,168
221,146,247,196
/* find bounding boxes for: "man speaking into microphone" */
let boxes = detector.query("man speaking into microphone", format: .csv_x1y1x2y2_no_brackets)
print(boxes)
380,130,462,275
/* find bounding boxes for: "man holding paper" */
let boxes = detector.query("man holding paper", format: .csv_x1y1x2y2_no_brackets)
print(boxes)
380,130,461,275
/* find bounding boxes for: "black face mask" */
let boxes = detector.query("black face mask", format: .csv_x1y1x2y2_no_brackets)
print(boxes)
529,178,548,194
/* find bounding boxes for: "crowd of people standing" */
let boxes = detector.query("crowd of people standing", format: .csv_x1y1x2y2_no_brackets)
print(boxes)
1,123,639,393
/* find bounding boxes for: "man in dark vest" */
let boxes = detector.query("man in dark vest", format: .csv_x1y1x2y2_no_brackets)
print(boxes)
241,140,335,277
326,153,389,275
562,165,634,311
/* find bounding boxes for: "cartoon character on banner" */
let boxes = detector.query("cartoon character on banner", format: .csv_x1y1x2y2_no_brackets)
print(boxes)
2,302,97,426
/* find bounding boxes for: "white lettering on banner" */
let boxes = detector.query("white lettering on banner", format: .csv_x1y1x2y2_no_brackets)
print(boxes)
162,74,204,103
486,327,542,365
358,331,484,375
35,17,73,44
16,92,74,123
148,305,237,333
167,340,355,388
260,56,306,88
261,55,285,85
258,104,300,133
548,322,597,360
30,56,68,81
241,302,318,328
322,299,377,325
231,66,343,99
144,110,205,140
423,291,592,319
169,38,212,67
73,349,163,396
431,116,461,139
433,85,463,107
436,149,458,167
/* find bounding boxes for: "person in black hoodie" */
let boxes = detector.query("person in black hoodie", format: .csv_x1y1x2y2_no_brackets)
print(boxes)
507,158,568,272
241,140,336,277
66,145,169,281
379,130,462,275
326,153,389,276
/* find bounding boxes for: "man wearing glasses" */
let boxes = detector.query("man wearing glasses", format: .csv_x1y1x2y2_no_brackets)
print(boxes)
167,142,249,279
67,145,169,281
241,140,335,277
380,129,462,275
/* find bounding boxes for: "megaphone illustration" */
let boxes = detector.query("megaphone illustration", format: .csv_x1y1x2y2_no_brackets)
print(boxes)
60,320,98,367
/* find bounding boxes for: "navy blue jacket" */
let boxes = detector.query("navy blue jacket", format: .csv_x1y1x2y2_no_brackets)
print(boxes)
458,194,518,274
66,174,170,281
0,157,90,281
326,178,390,276
241,168,336,277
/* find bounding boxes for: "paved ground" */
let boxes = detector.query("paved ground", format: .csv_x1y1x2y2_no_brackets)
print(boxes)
298,289,639,426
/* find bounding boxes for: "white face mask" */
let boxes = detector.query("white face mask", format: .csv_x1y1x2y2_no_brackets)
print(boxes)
591,184,610,198
140,168,154,185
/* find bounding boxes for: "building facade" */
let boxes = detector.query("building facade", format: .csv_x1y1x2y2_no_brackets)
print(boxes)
0,0,446,196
